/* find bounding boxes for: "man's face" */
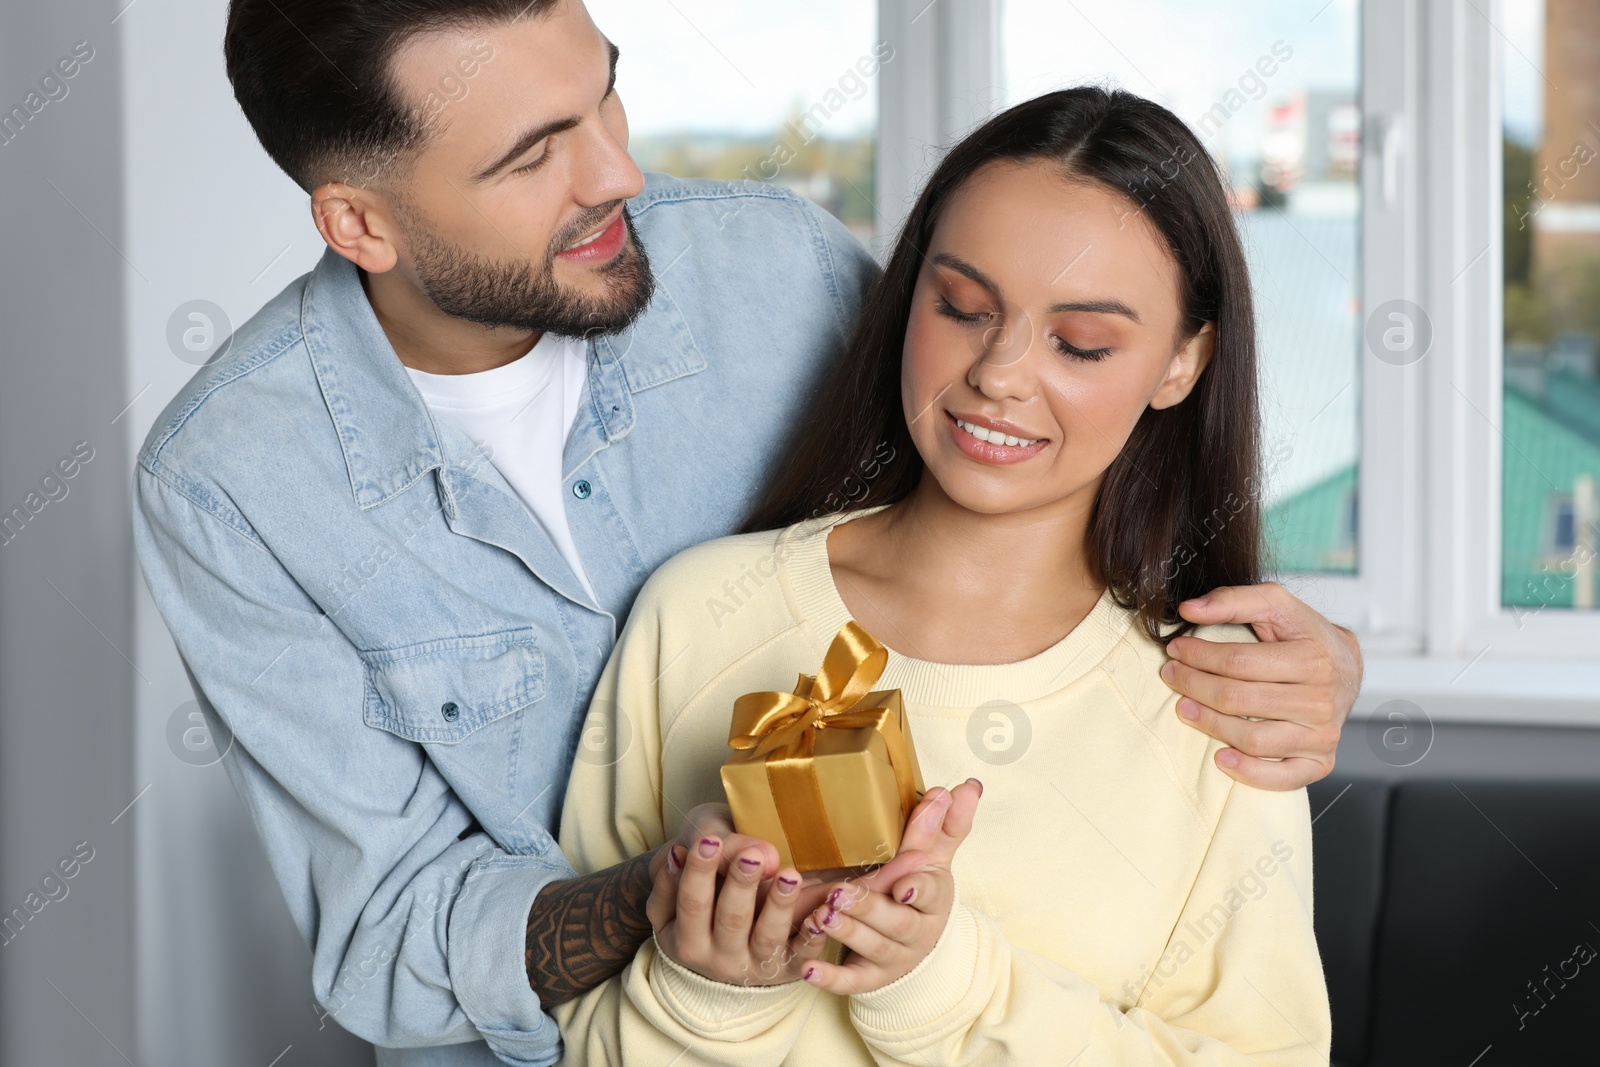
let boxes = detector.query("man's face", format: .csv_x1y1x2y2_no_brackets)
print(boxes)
381,0,651,336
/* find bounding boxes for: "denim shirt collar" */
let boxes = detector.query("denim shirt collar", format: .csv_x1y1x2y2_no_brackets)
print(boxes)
299,246,706,512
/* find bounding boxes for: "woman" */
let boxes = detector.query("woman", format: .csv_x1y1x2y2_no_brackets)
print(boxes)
551,87,1331,1065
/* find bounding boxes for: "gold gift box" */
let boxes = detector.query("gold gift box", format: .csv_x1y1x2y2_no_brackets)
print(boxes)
720,622,925,872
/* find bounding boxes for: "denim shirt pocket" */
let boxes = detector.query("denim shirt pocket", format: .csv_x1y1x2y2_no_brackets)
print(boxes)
359,628,546,744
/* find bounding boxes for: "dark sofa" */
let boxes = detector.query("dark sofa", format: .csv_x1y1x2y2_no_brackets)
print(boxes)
1307,775,1600,1066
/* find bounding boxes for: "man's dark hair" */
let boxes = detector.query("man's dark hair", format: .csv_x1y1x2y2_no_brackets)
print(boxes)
742,87,1264,644
224,0,558,193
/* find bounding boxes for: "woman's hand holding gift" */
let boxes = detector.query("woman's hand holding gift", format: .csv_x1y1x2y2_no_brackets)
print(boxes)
799,778,982,995
648,829,831,987
645,782,981,987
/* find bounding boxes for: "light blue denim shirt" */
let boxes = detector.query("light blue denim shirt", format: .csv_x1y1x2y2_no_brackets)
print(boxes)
133,174,879,1067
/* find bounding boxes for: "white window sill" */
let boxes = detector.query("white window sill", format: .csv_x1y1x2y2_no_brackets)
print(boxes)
1354,655,1600,728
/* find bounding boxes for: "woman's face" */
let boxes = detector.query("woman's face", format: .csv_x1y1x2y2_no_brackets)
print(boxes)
901,159,1214,519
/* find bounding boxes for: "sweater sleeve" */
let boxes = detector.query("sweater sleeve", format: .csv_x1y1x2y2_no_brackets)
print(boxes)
551,569,824,1066
846,781,1331,1067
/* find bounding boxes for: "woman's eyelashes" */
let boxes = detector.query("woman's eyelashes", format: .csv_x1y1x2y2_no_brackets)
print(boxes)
936,295,1115,362
1051,335,1114,362
934,294,991,325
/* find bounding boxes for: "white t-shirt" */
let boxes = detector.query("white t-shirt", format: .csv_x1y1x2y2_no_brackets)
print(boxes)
405,332,597,603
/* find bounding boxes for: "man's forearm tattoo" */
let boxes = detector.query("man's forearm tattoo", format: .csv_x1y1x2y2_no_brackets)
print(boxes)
524,849,657,1007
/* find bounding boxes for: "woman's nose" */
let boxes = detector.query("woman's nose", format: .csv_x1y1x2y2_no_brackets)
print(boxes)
967,309,1039,400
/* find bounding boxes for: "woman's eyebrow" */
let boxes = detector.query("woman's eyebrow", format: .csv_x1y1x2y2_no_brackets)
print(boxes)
1049,299,1141,323
930,253,1000,297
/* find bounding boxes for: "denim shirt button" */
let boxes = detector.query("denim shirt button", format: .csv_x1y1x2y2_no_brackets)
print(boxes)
440,701,460,722
572,480,592,499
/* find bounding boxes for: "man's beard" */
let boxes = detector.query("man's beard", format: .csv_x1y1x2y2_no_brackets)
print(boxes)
396,199,655,338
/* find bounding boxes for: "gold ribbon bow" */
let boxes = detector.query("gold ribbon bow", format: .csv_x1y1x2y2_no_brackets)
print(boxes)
727,621,919,869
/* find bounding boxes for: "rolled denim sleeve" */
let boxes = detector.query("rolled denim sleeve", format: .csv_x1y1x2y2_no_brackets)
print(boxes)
134,463,569,1065
446,853,575,1064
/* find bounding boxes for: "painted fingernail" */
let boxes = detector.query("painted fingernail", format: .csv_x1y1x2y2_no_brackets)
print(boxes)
806,921,824,937
739,855,761,868
822,907,840,928
697,837,719,858
900,886,916,904
803,965,819,982
666,846,684,874
1178,698,1200,721
827,887,842,908
777,875,799,893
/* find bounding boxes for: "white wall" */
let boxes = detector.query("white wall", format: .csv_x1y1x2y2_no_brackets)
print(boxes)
1,2,133,1063
0,0,366,1062
119,0,370,1063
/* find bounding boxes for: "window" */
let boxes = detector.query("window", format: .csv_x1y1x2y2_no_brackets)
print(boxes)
587,0,881,242
1002,0,1364,576
1499,0,1600,614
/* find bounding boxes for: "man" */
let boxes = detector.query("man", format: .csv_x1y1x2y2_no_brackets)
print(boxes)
133,1,1363,1064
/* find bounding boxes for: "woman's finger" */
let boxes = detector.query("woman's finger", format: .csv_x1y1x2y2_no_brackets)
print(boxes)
749,869,803,966
714,832,782,880
710,846,766,957
832,883,920,943
674,835,723,953
788,910,829,969
800,957,884,997
832,848,929,906
886,869,948,918
924,779,981,868
814,899,898,966
646,844,686,931
894,787,951,855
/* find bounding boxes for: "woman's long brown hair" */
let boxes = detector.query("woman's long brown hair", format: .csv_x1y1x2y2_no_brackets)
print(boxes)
742,87,1263,644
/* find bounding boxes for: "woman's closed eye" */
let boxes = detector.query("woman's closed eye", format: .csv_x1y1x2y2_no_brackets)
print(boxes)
939,294,1114,362
1050,334,1113,362
934,295,994,325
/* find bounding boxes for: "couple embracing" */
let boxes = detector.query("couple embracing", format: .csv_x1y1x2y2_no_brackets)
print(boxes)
136,1,1358,1064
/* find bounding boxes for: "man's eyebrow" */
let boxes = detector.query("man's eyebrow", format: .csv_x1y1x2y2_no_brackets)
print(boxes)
469,40,620,184
932,252,1141,323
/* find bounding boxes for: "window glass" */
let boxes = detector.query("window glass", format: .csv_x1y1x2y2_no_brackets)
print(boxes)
586,0,880,242
1501,0,1600,612
1003,0,1362,574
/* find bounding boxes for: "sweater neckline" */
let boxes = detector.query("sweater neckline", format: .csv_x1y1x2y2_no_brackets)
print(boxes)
777,506,1138,709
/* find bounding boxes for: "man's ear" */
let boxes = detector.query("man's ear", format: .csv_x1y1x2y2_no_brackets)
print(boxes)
311,182,402,274
1150,322,1216,410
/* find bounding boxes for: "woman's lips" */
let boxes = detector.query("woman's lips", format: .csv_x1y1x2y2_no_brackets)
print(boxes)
946,411,1049,466
555,211,627,264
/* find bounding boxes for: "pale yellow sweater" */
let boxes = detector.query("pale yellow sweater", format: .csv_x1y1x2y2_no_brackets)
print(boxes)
553,509,1331,1066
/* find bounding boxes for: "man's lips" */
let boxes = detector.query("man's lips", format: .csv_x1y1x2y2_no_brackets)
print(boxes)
555,209,627,264
946,410,1050,465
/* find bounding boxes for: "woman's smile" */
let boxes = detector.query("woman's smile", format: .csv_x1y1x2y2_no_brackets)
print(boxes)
945,410,1050,465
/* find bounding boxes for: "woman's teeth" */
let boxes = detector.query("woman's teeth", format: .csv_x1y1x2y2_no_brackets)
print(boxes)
955,418,1040,448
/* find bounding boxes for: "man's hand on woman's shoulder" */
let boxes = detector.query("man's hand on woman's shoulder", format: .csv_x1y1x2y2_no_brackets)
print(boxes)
1160,581,1363,791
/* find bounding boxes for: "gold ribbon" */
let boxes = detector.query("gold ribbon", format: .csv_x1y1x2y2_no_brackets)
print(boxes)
728,622,918,869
